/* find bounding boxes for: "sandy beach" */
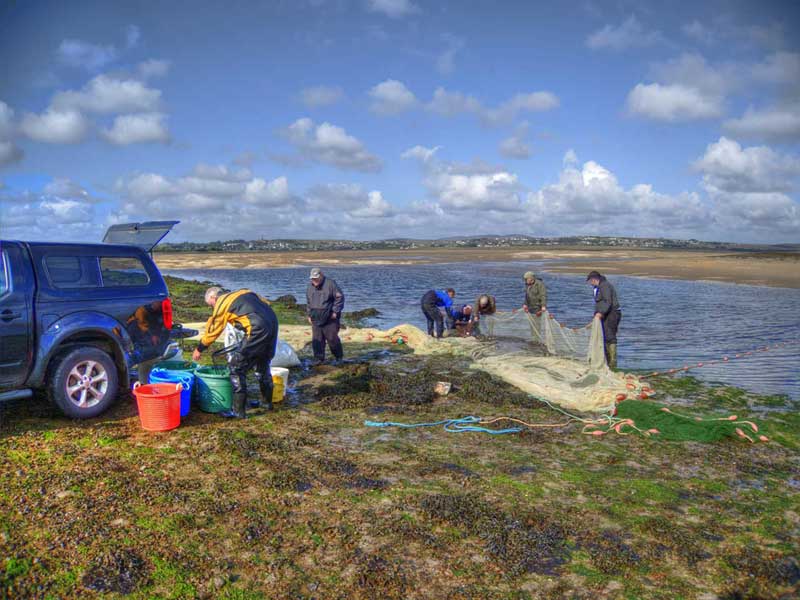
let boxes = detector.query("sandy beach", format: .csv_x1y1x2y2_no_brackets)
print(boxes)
154,247,800,288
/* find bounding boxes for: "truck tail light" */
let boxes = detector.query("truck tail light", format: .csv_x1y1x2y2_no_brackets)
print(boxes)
162,297,173,329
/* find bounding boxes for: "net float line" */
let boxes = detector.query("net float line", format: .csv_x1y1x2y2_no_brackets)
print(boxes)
643,339,799,378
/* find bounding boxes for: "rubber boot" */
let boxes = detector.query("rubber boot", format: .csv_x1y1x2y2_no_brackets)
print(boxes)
606,343,618,370
220,392,247,418
259,381,274,411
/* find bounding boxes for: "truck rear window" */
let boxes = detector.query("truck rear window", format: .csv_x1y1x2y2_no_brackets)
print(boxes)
100,257,150,286
44,256,102,288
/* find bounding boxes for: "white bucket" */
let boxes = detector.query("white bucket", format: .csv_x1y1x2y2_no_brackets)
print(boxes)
272,367,289,389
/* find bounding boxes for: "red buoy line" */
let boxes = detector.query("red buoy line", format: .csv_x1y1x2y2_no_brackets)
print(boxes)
643,339,799,378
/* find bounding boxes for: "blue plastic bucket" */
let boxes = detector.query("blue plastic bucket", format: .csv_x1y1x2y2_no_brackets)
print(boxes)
149,368,194,417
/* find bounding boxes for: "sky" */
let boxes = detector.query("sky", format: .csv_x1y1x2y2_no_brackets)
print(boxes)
1,0,799,244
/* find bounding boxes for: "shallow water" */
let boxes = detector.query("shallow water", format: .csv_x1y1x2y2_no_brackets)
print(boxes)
166,261,800,400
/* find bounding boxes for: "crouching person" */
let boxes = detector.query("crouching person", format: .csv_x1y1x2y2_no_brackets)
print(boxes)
192,287,279,418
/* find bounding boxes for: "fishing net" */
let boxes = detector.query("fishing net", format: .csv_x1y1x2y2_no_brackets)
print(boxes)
467,311,643,413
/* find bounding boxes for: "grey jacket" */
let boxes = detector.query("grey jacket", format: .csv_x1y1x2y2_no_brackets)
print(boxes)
306,276,345,325
593,276,620,317
524,278,547,311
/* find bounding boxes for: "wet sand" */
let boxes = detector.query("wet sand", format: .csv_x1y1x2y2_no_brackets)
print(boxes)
154,247,800,288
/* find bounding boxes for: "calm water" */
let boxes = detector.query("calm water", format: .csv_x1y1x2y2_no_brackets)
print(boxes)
166,262,800,400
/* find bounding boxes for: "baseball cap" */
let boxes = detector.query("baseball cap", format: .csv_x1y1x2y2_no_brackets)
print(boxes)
309,267,322,279
523,271,535,280
586,271,601,281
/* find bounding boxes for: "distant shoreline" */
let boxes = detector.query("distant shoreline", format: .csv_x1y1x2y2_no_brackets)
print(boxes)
154,246,800,289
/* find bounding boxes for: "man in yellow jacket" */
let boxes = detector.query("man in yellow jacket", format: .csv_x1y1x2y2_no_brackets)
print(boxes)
192,287,278,418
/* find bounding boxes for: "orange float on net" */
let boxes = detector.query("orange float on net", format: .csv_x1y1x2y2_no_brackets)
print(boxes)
615,393,627,402
626,382,635,390
759,435,769,442
638,393,650,400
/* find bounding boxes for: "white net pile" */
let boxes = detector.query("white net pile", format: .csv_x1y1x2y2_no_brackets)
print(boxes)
467,310,644,413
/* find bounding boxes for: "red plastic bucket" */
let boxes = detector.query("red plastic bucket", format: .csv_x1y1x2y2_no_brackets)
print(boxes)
133,382,182,432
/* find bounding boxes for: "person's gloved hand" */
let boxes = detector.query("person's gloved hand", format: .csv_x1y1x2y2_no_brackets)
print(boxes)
192,349,201,362
522,305,529,313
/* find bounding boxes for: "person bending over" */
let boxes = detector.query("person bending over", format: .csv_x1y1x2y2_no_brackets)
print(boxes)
193,287,278,418
420,288,457,339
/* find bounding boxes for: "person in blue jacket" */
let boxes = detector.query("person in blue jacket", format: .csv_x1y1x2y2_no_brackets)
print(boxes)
420,288,457,339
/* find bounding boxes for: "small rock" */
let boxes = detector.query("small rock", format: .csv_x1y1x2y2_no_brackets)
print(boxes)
110,518,128,527
56,490,74,499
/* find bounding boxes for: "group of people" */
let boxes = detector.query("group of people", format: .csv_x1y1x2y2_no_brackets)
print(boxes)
191,267,345,418
419,269,621,367
189,266,621,419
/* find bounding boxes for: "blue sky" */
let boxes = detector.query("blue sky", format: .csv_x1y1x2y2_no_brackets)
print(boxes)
1,0,799,243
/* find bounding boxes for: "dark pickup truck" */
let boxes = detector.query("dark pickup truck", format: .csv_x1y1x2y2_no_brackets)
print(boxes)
0,222,194,418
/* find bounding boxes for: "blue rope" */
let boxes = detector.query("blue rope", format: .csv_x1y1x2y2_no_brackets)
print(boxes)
364,415,523,435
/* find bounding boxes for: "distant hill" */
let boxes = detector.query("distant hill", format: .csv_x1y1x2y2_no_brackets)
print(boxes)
155,235,800,253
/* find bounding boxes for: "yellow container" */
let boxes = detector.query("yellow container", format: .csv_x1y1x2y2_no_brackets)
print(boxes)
272,376,285,403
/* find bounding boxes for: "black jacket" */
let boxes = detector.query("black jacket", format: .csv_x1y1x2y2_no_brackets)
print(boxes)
593,276,620,317
306,276,345,325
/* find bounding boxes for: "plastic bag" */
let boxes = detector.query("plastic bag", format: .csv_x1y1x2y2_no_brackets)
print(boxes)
223,324,300,368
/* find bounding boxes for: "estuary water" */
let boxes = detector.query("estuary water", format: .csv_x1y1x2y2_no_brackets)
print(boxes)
165,261,800,400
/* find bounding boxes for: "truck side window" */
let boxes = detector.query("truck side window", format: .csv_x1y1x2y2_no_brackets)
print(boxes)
100,257,150,286
44,256,102,288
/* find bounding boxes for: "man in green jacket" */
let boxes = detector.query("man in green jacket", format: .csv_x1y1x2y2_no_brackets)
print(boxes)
522,271,547,314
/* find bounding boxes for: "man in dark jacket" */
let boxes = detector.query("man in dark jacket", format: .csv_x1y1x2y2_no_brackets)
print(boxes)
192,287,279,418
522,271,547,314
420,288,457,339
587,271,621,369
306,267,345,364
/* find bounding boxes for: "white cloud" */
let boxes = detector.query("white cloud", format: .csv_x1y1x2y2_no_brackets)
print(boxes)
693,137,800,194
137,59,171,79
368,79,418,115
426,87,558,124
43,178,104,203
365,0,419,18
421,159,524,212
586,15,663,50
0,102,22,167
57,39,118,71
681,20,716,45
750,51,800,87
349,190,394,218
300,85,344,108
563,149,579,166
244,177,291,206
281,117,382,172
103,113,170,145
427,87,482,117
436,34,464,75
125,25,141,49
723,105,800,143
124,173,179,198
626,83,722,121
401,145,441,162
499,123,531,159
53,75,162,114
20,108,89,144
484,92,559,125
0,141,22,167
117,164,298,220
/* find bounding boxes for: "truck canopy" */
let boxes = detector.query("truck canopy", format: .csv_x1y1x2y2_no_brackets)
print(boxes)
102,221,179,252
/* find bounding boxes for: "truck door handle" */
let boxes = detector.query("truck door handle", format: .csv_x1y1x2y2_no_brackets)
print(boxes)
1,310,22,322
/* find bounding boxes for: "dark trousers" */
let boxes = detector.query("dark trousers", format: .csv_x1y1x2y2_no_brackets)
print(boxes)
312,318,343,361
421,291,444,338
229,336,276,397
602,310,621,345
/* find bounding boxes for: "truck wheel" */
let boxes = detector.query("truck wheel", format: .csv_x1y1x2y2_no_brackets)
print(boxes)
48,347,119,419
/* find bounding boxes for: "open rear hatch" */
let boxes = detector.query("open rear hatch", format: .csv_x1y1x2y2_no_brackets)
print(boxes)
103,221,197,342
102,221,179,252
